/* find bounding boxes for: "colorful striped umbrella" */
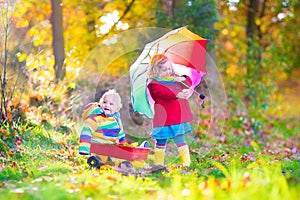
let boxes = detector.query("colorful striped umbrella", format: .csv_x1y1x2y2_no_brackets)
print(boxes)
130,27,208,118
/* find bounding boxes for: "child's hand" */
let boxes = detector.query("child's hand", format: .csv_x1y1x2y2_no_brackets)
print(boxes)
176,89,193,99
174,76,186,82
182,89,193,97
176,91,185,99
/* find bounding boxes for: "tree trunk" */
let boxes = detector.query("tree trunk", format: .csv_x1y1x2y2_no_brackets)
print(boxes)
1,2,10,121
246,0,259,39
245,0,260,107
165,0,185,17
51,0,65,81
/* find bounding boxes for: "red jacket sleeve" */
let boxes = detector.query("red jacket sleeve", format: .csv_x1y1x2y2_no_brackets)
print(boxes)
147,81,180,101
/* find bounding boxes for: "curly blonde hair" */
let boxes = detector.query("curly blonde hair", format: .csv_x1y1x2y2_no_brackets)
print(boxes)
148,54,170,79
99,89,122,111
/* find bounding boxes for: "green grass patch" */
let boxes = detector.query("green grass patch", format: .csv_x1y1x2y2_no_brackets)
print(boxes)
0,121,299,199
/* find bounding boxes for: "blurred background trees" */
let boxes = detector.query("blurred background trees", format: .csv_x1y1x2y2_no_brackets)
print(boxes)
0,0,299,126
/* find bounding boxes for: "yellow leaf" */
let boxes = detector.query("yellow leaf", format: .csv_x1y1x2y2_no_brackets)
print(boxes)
230,31,237,37
11,98,20,107
250,140,260,151
130,142,138,147
255,18,262,26
260,23,269,33
15,19,29,28
33,39,42,47
221,28,229,36
16,52,27,62
226,64,237,77
69,82,76,89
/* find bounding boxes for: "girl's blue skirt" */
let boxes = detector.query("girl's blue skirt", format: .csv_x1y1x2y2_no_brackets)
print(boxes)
151,122,192,139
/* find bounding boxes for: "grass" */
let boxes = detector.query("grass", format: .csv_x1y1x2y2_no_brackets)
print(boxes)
1,163,298,200
0,120,299,200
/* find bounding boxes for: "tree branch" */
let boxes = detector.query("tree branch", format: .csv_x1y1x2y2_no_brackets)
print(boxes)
99,0,136,41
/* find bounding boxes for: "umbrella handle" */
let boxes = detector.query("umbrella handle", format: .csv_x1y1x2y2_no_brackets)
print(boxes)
180,81,204,98
180,81,205,108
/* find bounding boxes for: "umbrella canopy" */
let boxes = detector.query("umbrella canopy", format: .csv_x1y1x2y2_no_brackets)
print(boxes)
130,26,208,118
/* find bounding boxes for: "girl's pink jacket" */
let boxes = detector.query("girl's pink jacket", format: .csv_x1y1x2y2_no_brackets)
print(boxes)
147,77,194,127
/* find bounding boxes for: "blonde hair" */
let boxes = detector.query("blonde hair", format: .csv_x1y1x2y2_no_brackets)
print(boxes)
99,89,122,111
148,54,170,78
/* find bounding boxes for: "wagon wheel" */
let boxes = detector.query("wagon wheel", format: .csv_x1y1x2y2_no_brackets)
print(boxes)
87,155,102,168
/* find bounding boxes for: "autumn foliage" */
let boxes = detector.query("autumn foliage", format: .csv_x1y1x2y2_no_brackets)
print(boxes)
0,0,299,199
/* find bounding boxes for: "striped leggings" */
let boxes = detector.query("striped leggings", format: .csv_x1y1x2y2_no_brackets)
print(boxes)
155,134,187,149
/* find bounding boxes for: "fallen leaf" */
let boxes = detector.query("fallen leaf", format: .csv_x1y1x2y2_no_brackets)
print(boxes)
38,165,48,171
